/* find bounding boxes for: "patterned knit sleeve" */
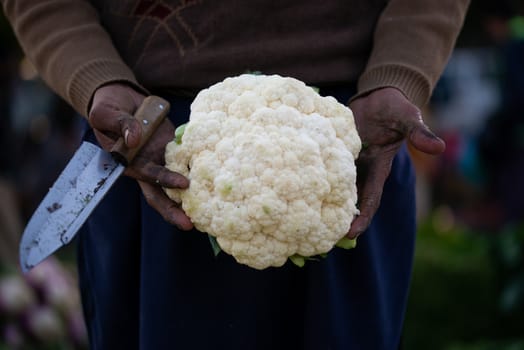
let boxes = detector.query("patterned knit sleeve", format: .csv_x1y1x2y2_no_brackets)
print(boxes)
354,0,470,108
1,0,145,116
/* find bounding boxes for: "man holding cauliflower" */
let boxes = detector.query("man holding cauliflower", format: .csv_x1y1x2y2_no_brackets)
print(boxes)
2,0,469,349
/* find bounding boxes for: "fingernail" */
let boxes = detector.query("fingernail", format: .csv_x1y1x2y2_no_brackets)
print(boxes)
124,129,130,145
420,127,437,139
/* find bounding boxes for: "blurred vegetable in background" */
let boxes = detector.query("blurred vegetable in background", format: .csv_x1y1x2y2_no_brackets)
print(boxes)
491,223,524,316
404,213,524,350
1,10,87,349
0,259,88,350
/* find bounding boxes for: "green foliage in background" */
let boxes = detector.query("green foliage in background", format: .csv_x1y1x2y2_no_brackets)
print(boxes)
404,211,524,350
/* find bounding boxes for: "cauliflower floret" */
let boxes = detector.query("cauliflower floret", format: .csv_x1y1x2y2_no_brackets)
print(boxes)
164,74,361,270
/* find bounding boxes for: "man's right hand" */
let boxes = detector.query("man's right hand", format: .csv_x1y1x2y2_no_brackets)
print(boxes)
88,83,194,230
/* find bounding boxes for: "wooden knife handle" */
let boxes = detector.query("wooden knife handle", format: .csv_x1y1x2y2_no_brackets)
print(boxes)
110,96,170,166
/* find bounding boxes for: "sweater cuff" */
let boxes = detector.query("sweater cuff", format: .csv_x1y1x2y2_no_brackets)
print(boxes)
353,64,431,108
67,59,148,117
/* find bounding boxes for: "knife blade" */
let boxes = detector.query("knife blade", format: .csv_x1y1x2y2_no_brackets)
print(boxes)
19,96,169,273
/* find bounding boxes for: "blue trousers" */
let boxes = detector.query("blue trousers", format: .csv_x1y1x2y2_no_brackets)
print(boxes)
78,87,416,350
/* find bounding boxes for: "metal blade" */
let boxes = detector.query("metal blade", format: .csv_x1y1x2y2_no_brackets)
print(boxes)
19,141,124,273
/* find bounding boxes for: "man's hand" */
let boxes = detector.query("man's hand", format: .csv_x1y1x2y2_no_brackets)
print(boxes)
347,87,445,238
88,83,193,230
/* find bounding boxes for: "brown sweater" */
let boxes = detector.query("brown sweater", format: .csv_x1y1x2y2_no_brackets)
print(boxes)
2,0,469,116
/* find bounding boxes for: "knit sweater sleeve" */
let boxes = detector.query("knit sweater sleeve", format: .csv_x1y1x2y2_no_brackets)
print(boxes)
1,0,144,117
355,0,470,108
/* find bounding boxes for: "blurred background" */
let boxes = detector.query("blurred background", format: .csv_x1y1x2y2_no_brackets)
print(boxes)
1,1,524,349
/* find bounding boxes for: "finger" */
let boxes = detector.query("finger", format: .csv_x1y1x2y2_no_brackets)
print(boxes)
384,98,445,155
408,124,446,155
348,154,394,238
126,160,190,189
138,181,194,230
93,129,117,150
89,105,142,148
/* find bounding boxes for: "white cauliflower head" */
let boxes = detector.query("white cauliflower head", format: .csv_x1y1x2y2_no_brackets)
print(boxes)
165,74,361,269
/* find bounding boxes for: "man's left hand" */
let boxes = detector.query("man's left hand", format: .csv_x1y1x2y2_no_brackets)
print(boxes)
347,87,445,238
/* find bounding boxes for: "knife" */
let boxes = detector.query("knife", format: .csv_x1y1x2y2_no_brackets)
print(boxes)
19,96,169,273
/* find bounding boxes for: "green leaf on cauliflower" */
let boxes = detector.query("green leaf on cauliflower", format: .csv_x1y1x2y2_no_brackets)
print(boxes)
174,123,187,144
288,237,357,268
335,237,357,249
245,70,263,76
208,235,222,257
289,255,306,268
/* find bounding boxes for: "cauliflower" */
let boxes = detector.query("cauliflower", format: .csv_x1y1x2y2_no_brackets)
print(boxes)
164,74,361,270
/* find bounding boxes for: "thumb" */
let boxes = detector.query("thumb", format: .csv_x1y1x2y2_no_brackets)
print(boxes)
408,122,446,155
88,84,146,148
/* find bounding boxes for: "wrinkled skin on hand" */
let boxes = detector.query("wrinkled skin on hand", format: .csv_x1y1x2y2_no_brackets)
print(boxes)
88,83,193,230
347,87,445,238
